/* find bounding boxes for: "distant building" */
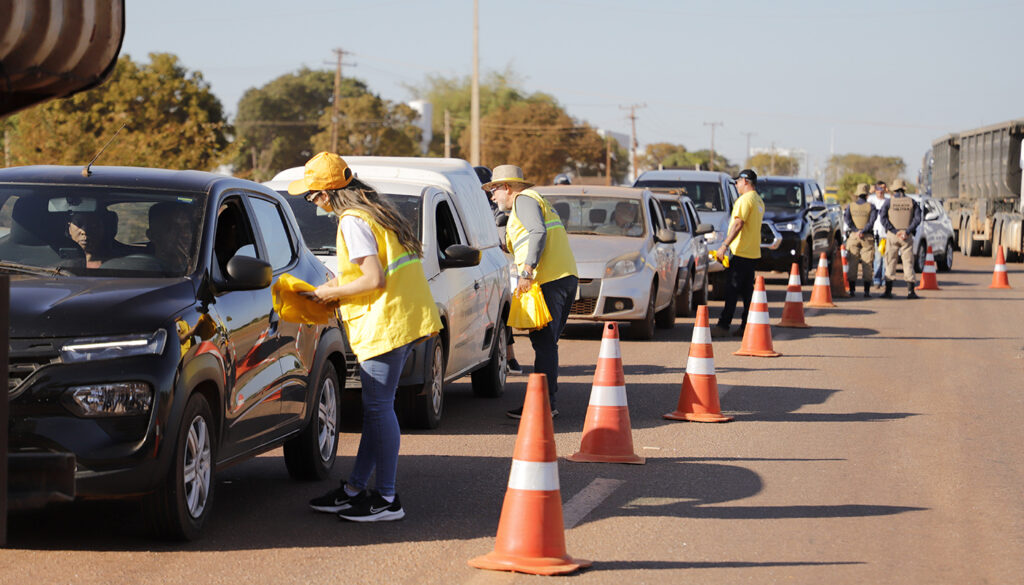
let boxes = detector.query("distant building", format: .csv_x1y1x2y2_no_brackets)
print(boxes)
407,100,433,155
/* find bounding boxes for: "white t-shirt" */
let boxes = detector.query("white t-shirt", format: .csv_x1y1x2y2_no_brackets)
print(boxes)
339,216,378,261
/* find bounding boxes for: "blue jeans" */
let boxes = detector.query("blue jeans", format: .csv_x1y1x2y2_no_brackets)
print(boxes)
349,341,413,498
872,241,884,285
527,275,578,409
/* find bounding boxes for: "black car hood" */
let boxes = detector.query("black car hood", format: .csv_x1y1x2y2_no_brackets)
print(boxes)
9,276,197,338
763,208,802,222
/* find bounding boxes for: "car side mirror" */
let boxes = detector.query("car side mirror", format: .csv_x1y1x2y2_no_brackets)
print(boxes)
695,222,715,236
222,254,273,291
655,227,676,244
440,244,481,269
807,201,827,211
924,210,939,221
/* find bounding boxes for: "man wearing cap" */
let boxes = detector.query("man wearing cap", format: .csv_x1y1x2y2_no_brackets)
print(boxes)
484,165,578,419
711,169,765,338
844,183,878,297
878,178,922,299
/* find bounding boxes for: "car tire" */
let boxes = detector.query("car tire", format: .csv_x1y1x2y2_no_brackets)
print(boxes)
915,242,928,273
401,338,445,429
628,284,657,340
692,270,708,310
284,361,340,480
937,239,954,272
144,392,215,541
471,325,507,398
674,274,693,318
655,286,676,329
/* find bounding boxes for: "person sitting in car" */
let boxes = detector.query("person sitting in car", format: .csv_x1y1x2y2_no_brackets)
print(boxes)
66,211,122,268
596,201,643,236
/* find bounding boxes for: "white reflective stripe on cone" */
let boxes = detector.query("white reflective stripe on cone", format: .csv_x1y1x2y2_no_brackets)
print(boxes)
508,460,560,491
994,265,1007,272
691,326,712,344
814,276,830,286
685,356,715,376
752,289,767,303
924,265,936,273
785,291,804,303
818,259,829,268
598,337,621,359
748,311,770,325
788,275,801,286
589,385,628,407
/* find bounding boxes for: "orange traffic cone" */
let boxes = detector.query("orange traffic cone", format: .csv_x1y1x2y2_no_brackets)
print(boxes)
734,275,782,357
664,305,732,422
838,245,851,297
778,262,810,328
568,322,644,464
806,252,837,308
918,245,941,290
990,245,1011,289
469,373,591,575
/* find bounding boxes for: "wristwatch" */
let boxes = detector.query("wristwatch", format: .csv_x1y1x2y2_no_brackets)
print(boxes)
519,269,534,279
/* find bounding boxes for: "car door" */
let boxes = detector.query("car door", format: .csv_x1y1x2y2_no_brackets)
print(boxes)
684,199,709,285
646,194,677,306
208,194,284,461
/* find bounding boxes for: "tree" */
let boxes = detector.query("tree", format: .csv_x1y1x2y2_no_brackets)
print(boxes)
837,172,875,203
748,152,800,177
637,143,736,175
827,154,905,186
7,53,228,170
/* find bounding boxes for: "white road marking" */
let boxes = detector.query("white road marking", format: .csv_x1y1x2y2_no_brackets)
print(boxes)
562,477,625,529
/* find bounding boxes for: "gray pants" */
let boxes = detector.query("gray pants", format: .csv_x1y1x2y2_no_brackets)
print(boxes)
884,232,915,284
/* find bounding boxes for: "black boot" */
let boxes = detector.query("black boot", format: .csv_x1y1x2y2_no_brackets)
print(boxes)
848,281,856,297
881,280,893,298
863,282,871,298
907,282,919,299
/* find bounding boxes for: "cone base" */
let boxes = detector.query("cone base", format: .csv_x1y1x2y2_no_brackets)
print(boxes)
989,283,1011,289
777,319,810,328
567,451,645,464
733,348,782,357
918,284,940,290
469,553,591,575
663,410,733,422
805,301,836,308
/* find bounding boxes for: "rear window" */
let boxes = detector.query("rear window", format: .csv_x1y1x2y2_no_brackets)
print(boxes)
633,180,725,212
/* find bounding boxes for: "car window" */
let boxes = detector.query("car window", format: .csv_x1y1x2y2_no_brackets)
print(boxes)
726,181,739,206
684,200,700,233
281,190,422,254
249,196,294,271
759,182,805,209
435,198,466,260
545,196,646,238
647,198,664,231
658,198,689,233
633,180,725,212
214,197,259,273
381,194,422,240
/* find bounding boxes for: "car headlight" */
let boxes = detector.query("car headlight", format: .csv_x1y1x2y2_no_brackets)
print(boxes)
604,252,645,278
60,330,168,363
67,382,153,417
775,220,801,232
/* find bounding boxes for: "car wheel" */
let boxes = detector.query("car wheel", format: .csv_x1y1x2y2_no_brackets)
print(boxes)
628,284,657,340
401,338,445,429
674,274,692,317
284,361,340,480
471,324,507,398
144,393,215,541
937,239,954,272
691,271,708,310
655,285,676,329
915,242,928,273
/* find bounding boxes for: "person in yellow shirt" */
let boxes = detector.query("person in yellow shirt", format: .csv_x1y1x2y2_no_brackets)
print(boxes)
711,169,765,338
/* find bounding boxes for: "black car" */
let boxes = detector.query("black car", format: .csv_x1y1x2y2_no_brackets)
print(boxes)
2,165,346,540
755,176,841,277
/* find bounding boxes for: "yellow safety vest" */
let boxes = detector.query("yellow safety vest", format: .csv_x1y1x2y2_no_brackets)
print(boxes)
505,189,578,285
335,209,442,361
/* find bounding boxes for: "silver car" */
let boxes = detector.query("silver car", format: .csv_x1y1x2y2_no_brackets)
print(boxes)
912,195,955,272
652,192,714,316
535,185,678,340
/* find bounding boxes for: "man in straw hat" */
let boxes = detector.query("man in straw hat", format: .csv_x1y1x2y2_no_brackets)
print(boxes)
878,178,922,299
844,183,878,297
484,165,578,419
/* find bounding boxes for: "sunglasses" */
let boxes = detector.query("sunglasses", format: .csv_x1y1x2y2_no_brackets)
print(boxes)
305,190,325,203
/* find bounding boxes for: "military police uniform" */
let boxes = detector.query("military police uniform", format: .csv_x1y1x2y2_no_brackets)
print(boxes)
843,183,878,297
879,179,922,298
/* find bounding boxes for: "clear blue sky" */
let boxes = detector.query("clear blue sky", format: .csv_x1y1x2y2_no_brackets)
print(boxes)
121,0,1024,183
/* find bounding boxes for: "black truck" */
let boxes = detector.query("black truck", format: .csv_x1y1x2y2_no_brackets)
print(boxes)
755,176,842,279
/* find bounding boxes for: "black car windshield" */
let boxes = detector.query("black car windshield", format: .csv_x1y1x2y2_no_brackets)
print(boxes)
634,180,725,212
758,181,805,209
281,191,422,253
0,186,206,277
546,196,647,238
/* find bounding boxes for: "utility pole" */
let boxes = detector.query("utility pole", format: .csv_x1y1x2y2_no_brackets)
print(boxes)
329,48,353,154
770,141,776,175
470,0,481,166
444,110,451,158
704,121,723,171
605,134,612,186
741,131,756,167
621,103,646,182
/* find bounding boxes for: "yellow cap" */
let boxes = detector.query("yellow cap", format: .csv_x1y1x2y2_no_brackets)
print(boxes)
287,152,354,195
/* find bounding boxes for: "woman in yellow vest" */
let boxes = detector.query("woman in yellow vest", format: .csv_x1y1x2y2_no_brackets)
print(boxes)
291,152,441,522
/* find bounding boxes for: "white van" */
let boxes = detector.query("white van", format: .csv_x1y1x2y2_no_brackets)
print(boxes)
265,157,512,429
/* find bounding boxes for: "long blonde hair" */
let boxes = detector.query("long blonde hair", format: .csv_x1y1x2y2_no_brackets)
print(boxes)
325,180,422,257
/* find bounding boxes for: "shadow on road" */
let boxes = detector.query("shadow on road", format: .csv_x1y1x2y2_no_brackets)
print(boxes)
723,385,918,423
596,560,866,570
773,325,879,338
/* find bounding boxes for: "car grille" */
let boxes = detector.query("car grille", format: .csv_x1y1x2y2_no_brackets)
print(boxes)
570,298,597,315
8,338,64,396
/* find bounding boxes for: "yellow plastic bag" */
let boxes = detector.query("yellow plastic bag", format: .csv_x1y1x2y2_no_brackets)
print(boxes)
508,283,553,331
272,273,340,325
879,238,887,255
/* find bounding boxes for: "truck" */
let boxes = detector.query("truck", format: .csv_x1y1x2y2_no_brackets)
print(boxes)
926,119,1024,261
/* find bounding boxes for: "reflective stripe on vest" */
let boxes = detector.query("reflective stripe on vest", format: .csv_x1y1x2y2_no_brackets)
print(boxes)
335,209,442,361
849,200,872,229
505,189,577,285
888,197,914,230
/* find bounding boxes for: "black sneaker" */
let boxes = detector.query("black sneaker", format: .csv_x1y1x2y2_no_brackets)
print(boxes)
507,359,523,375
309,482,364,513
338,491,405,522
506,406,558,419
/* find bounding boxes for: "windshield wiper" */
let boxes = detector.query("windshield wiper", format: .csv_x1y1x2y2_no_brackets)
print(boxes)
0,260,68,276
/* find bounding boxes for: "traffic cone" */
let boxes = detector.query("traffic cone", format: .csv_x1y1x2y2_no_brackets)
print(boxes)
663,305,732,422
990,245,1012,289
734,275,782,357
469,373,591,575
568,322,644,464
839,245,851,297
778,262,810,328
806,252,837,308
918,245,941,290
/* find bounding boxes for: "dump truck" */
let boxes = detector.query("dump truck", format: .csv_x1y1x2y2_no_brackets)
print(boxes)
927,119,1024,261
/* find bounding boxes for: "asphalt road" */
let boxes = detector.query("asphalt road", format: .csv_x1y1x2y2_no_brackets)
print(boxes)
3,253,1022,585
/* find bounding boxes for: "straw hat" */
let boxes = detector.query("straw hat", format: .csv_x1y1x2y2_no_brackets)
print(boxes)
480,164,533,191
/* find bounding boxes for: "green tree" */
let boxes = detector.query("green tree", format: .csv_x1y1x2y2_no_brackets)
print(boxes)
827,154,905,186
638,143,736,175
7,53,227,170
748,152,800,177
837,172,875,203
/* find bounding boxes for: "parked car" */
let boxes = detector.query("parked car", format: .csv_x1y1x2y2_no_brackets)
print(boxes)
2,165,346,540
755,176,842,278
534,185,677,340
909,195,956,272
265,157,511,429
651,192,713,316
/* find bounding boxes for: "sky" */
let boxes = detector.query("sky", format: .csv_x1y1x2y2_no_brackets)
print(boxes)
121,0,1024,183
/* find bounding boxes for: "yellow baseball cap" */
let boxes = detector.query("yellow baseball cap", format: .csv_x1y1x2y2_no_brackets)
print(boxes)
287,152,354,195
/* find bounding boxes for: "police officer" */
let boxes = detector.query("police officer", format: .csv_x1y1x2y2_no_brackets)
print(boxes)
878,178,922,299
843,183,878,297
484,165,578,418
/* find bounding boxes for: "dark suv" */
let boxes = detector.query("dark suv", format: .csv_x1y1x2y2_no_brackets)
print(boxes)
2,165,346,540
755,176,841,277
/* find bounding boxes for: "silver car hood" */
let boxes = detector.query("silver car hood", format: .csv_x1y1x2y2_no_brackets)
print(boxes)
568,235,647,278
